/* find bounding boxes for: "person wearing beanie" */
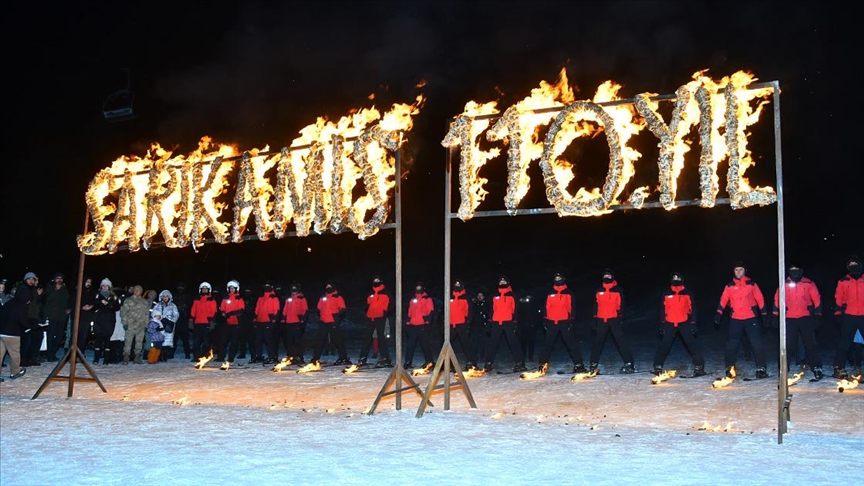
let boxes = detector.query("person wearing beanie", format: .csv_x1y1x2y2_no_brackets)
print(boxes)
483,275,527,373
311,281,351,366
589,269,635,374
43,272,71,362
276,282,308,365
448,278,479,371
356,276,393,368
772,264,824,380
714,261,769,379
19,272,43,367
653,272,706,377
92,278,120,365
536,272,586,375
831,255,864,379
403,281,436,370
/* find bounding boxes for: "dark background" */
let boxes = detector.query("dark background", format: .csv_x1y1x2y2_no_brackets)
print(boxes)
1,0,860,331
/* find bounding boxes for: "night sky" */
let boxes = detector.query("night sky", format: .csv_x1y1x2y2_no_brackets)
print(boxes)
1,1,859,318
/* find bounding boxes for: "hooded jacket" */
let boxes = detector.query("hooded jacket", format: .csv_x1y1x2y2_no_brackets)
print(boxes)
717,276,766,320
835,274,864,316
773,277,821,318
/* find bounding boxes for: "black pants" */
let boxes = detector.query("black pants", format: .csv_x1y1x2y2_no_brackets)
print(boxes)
725,317,766,369
47,317,67,359
312,322,348,361
451,323,477,364
21,318,41,363
518,321,537,362
485,321,523,365
404,324,435,365
174,322,192,358
470,324,487,362
833,314,864,368
270,324,303,360
251,322,273,359
219,325,240,362
359,318,390,361
785,317,821,369
590,318,633,365
653,321,704,368
538,320,583,366
192,325,211,359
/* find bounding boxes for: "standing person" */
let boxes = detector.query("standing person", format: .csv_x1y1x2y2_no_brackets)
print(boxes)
484,275,526,373
278,282,309,364
449,278,479,371
537,273,585,373
18,272,43,367
253,282,280,364
172,283,193,360
311,281,351,366
470,290,489,363
653,272,705,377
121,285,150,364
831,255,864,379
589,269,635,374
153,290,180,360
190,282,217,361
357,275,393,368
714,261,769,379
146,309,165,364
772,264,823,380
238,288,255,359
92,278,121,365
75,277,98,355
0,278,27,380
43,272,71,362
404,281,436,369
517,289,540,363
217,280,245,365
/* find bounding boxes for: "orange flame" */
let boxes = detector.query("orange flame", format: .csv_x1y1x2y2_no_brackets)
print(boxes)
787,371,804,386
712,366,736,388
194,350,214,369
571,369,599,382
651,369,678,384
698,421,736,432
342,364,361,374
838,374,861,393
297,361,322,374
220,361,231,371
462,366,487,378
520,362,549,380
411,362,434,376
272,357,294,372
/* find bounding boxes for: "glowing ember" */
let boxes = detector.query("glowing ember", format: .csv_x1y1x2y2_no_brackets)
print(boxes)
712,366,736,388
651,370,678,384
411,362,434,376
342,364,360,374
571,369,598,382
462,366,487,378
697,421,736,432
521,363,549,380
787,371,804,386
220,361,231,371
838,374,861,393
194,350,214,369
297,361,322,374
272,357,294,372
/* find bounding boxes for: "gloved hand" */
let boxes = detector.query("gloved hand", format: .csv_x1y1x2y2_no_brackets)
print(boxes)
268,313,277,323
713,313,722,329
157,325,164,331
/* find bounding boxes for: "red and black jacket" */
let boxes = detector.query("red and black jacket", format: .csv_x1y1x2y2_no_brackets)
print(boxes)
407,291,435,326
366,284,392,320
219,292,245,325
835,274,864,316
255,291,281,323
318,290,346,324
282,292,309,324
662,285,694,326
491,286,518,324
717,276,766,320
594,281,623,322
449,289,471,326
545,284,572,324
773,277,822,318
190,295,217,325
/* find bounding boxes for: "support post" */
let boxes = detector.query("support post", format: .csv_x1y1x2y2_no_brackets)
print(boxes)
772,81,790,444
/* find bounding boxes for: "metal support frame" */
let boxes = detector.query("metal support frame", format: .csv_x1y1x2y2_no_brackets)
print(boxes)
772,81,790,444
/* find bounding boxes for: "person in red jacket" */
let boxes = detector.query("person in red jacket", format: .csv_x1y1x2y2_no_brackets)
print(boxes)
714,261,769,379
253,283,281,364
404,281,436,368
217,280,245,366
357,276,393,368
653,272,705,377
449,278,479,371
589,269,634,373
772,264,824,380
276,282,309,364
189,282,217,361
312,281,350,366
537,273,585,374
832,255,864,379
484,275,527,373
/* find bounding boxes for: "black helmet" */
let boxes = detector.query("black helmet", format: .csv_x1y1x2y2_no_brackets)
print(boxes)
670,272,684,285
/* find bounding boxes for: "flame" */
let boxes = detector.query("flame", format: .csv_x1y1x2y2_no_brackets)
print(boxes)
411,362,434,376
698,421,736,432
194,350,214,369
520,362,549,380
272,357,294,372
787,371,804,386
462,366,487,378
712,366,736,388
838,374,861,393
220,361,231,371
651,369,678,384
342,364,360,374
571,369,598,382
297,361,322,374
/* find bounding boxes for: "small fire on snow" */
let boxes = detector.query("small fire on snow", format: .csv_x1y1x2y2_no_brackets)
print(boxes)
194,350,214,369
342,364,360,374
712,366,736,388
787,371,804,386
172,395,190,406
838,374,862,393
697,421,735,432
411,362,434,376
571,369,598,382
463,366,487,378
220,361,231,370
521,363,549,380
272,357,294,372
651,370,678,384
297,361,322,374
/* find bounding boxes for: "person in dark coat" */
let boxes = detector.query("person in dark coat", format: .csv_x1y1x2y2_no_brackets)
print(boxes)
92,278,121,365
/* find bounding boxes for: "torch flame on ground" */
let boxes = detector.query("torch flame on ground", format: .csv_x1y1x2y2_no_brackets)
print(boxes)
342,364,360,374
462,366,487,378
521,363,549,380
712,366,736,388
838,374,862,393
571,369,598,382
272,357,294,372
698,421,735,432
651,370,678,384
411,362,434,376
194,350,214,369
220,361,231,371
787,371,804,386
297,361,322,374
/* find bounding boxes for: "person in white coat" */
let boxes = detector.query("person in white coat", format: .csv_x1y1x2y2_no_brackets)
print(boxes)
152,290,179,360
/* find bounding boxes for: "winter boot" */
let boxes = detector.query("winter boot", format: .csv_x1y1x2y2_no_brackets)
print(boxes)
371,337,379,359
832,366,848,379
725,366,736,378
463,361,477,371
147,347,161,364
483,362,494,372
589,362,599,373
357,357,368,367
403,361,414,369
375,358,393,368
812,367,824,381
122,352,130,365
754,367,769,379
513,362,528,373
693,365,707,377
334,358,352,366
652,365,664,376
573,363,587,374
133,352,143,364
620,362,636,374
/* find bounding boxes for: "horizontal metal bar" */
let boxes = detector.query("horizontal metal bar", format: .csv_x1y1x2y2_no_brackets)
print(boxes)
450,198,732,219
